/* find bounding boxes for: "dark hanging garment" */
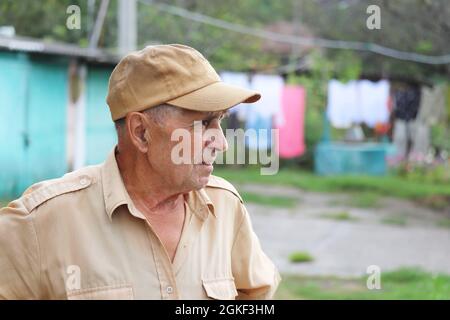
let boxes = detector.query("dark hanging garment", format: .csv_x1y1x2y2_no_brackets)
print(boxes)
226,112,241,131
394,86,421,121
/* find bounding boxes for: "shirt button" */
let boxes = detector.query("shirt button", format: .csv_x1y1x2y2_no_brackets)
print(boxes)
166,286,173,294
79,177,88,186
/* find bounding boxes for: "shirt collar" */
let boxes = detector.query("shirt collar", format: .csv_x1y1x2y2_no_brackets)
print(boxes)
187,188,216,220
101,148,146,221
101,147,215,221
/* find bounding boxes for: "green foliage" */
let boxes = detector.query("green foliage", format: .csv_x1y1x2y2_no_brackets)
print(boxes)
381,267,429,283
289,251,314,263
137,0,285,71
331,50,362,83
347,193,380,208
415,40,434,54
431,124,450,153
240,192,297,208
214,167,450,205
394,162,450,185
276,267,450,300
0,0,118,48
437,218,450,229
3,0,448,79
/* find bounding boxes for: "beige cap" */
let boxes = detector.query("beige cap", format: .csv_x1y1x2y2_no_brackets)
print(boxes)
106,44,261,120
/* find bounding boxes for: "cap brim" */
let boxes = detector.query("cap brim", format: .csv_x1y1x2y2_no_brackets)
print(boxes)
165,81,261,112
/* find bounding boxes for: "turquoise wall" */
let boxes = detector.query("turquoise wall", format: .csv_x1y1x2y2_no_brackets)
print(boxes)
85,67,116,165
0,52,68,199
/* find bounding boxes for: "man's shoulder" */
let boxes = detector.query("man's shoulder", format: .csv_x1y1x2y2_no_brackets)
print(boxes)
1,165,101,216
206,175,243,203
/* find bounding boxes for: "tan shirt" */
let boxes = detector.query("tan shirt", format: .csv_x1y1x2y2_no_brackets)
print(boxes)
0,149,281,300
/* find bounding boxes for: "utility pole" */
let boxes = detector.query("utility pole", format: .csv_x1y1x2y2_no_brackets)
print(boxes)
89,0,110,50
118,0,137,56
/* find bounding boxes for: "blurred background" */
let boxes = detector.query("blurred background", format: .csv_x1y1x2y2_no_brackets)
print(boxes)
0,0,449,299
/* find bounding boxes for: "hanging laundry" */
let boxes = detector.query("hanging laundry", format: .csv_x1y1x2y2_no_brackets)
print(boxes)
391,84,422,162
392,119,415,161
226,112,240,131
416,84,446,126
250,74,284,126
327,79,390,129
245,74,284,150
393,85,421,121
358,80,390,128
245,111,273,150
277,86,306,158
407,84,447,162
220,71,252,121
326,80,359,128
410,121,430,162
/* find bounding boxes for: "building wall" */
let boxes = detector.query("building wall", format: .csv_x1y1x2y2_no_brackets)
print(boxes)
0,52,68,199
85,66,116,166
0,51,117,199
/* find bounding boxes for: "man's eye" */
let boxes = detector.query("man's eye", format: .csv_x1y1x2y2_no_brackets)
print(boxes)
202,119,210,126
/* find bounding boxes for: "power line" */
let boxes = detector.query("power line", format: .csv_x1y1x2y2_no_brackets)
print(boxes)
139,0,450,65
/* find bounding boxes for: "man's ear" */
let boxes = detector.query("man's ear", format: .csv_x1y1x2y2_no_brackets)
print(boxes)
126,112,149,153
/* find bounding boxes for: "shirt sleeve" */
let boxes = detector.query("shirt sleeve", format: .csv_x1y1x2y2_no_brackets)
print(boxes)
231,203,281,300
0,201,42,300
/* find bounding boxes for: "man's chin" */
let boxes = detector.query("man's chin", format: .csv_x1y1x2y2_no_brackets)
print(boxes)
199,174,212,187
195,166,213,188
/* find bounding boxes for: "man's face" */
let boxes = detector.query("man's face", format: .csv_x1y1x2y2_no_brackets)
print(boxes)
145,109,228,192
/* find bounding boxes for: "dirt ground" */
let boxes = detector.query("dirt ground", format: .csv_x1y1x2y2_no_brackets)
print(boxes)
238,184,450,277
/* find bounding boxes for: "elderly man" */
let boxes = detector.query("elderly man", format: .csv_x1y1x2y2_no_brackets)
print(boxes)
0,44,281,300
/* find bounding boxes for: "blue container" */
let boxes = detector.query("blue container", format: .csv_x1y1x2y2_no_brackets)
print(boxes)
314,142,388,176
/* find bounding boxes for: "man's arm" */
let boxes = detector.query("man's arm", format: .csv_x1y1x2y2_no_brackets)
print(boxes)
0,200,42,299
231,204,281,300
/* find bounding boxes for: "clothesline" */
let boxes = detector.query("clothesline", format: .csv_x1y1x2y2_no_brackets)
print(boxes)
139,0,450,65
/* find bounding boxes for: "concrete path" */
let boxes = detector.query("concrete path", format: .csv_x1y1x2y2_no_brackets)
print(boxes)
238,184,450,277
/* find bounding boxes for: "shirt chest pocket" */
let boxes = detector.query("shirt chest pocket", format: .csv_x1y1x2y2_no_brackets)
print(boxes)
202,278,238,300
67,284,134,300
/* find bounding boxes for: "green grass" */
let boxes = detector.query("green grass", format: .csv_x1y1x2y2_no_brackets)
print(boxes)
289,251,314,263
214,167,450,204
275,267,450,300
437,218,450,228
240,191,298,208
320,211,357,221
381,216,408,226
347,193,380,208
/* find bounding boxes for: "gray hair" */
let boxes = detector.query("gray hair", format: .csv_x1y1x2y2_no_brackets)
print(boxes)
114,104,181,135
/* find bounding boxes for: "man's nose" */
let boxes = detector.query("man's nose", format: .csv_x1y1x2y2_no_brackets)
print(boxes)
205,128,228,152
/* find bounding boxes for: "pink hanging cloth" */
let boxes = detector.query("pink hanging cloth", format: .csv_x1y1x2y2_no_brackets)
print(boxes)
277,86,306,158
